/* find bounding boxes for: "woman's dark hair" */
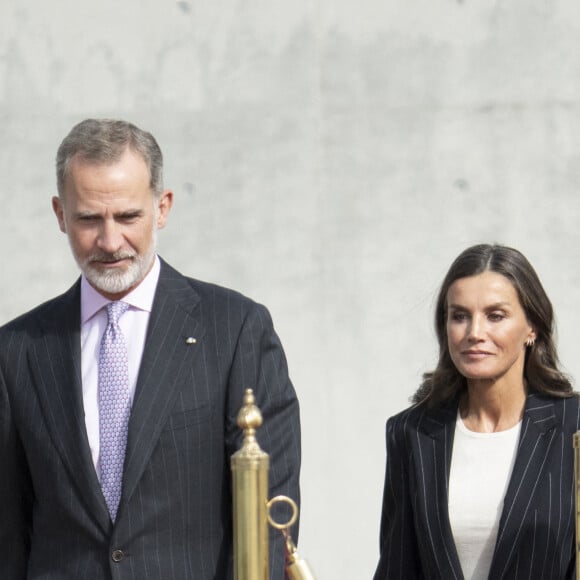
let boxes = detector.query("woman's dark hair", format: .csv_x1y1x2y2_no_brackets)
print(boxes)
413,244,573,406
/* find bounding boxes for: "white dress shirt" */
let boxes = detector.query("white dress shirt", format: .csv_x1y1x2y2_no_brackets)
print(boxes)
80,256,161,475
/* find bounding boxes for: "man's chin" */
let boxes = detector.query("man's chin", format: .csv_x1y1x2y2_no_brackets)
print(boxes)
83,265,138,296
78,251,155,296
87,263,130,279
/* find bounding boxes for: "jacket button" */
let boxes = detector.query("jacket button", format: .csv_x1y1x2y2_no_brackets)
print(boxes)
111,549,124,563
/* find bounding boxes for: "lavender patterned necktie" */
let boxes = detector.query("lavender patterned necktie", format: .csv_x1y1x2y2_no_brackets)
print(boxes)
98,301,131,522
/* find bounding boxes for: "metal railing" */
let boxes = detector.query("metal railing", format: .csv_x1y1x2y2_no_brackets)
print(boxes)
231,389,315,580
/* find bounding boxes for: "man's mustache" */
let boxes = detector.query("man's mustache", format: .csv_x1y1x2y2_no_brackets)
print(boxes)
88,251,136,263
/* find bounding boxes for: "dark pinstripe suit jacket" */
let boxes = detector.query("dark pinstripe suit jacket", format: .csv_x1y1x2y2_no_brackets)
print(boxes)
0,259,301,580
373,392,579,580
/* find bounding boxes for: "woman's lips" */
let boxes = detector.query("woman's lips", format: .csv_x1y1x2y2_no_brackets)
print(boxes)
461,350,493,359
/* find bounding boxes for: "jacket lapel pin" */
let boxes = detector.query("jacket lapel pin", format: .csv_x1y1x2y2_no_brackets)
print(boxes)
185,337,197,344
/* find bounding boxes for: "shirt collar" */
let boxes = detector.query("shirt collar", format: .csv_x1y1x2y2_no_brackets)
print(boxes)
81,255,161,323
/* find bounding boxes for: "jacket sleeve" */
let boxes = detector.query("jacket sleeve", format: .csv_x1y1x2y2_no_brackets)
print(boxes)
373,414,424,580
0,363,32,579
225,301,301,580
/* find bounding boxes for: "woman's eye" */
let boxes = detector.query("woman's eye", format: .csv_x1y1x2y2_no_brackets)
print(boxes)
450,312,467,322
488,313,505,322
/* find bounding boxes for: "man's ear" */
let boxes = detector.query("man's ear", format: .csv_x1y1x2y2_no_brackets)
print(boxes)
156,190,173,229
52,196,67,233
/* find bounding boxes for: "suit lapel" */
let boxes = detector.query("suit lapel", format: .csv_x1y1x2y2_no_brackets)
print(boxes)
489,394,558,578
120,261,206,508
29,282,111,532
415,401,464,579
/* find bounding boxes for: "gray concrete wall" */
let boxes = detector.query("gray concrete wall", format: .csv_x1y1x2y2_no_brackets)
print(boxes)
2,1,580,577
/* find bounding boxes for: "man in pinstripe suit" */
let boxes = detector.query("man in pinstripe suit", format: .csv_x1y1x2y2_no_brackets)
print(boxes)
0,118,301,579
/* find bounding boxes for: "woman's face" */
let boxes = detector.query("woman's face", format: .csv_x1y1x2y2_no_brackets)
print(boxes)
446,271,535,389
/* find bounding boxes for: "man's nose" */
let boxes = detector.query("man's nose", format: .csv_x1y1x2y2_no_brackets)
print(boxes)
97,221,123,253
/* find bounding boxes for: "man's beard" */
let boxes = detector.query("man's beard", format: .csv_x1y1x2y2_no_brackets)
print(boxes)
75,230,157,296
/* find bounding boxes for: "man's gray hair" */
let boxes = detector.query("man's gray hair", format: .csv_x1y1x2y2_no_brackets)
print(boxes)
56,119,164,197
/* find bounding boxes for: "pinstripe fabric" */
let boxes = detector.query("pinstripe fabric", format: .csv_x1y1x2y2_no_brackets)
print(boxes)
0,259,301,580
373,393,580,580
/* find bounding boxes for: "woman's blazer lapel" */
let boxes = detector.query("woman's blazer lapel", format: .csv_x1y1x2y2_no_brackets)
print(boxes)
413,401,464,579
489,394,560,578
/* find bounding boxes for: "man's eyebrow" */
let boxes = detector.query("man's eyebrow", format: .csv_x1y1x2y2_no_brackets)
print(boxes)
114,209,144,217
74,210,100,219
72,209,145,219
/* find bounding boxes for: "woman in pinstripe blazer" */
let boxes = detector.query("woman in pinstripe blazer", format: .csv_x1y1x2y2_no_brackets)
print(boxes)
373,244,579,580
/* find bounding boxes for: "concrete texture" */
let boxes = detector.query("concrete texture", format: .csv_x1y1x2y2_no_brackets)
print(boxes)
2,1,580,577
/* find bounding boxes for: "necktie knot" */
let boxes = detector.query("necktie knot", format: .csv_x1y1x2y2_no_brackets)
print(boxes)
106,301,130,326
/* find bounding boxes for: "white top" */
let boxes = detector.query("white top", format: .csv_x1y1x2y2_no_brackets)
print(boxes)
80,256,161,475
448,413,521,580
